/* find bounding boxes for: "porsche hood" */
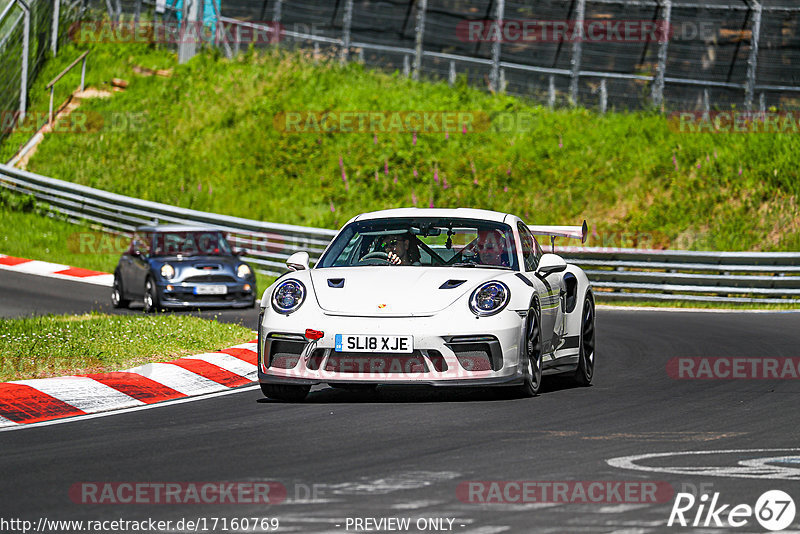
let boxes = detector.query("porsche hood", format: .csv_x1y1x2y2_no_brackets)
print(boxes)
308,267,509,316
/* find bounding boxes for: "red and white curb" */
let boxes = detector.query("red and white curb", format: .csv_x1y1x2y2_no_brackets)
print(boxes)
0,342,258,428
0,254,113,286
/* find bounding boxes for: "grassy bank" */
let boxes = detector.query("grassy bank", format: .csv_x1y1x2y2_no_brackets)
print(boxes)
3,41,798,252
0,311,253,381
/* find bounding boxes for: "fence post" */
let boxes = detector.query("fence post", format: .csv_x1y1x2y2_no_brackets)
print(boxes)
489,0,505,93
178,0,203,64
51,0,60,57
340,0,353,64
413,0,428,80
17,0,30,122
703,88,710,113
569,0,585,105
651,0,671,109
599,78,607,114
403,55,410,77
134,0,141,22
273,0,282,25
744,1,762,111
80,54,86,91
448,60,456,85
548,75,555,108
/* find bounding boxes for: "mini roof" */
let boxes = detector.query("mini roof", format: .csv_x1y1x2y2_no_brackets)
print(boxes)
135,225,225,233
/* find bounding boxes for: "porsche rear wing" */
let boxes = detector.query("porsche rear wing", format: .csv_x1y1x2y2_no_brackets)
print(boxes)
529,220,588,249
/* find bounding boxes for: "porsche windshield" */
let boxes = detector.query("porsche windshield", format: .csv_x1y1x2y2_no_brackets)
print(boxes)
317,218,517,270
150,231,232,257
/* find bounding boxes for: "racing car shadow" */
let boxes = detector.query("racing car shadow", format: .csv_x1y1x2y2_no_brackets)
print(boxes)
258,378,589,404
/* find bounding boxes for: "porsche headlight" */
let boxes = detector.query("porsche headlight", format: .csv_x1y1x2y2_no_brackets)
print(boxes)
237,263,252,278
160,263,175,279
272,279,306,314
469,281,510,316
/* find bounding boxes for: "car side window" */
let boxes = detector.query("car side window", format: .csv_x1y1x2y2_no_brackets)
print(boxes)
129,233,149,256
517,222,539,271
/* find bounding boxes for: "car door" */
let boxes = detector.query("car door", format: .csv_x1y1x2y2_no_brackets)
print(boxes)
518,222,564,354
128,232,151,297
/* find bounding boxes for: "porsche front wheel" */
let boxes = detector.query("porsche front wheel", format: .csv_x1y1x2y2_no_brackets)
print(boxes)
517,304,543,397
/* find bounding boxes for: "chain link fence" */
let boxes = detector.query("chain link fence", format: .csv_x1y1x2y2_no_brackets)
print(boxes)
217,0,800,112
2,0,800,146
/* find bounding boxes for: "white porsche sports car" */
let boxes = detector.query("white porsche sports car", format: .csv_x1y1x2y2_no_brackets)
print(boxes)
257,208,595,401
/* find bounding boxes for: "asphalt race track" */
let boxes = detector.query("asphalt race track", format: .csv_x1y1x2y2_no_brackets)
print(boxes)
1,272,800,533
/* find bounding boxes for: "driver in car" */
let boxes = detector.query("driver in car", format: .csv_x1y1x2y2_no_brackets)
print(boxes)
474,229,511,267
379,233,419,265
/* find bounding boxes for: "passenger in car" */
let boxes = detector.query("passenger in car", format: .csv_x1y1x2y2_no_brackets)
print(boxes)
475,229,511,267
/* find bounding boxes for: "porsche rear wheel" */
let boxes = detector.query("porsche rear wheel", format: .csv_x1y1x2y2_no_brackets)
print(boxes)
260,383,311,402
517,304,543,397
573,294,595,386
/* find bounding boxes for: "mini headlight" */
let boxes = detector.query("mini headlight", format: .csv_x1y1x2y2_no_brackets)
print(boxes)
469,281,510,316
237,263,252,278
160,263,175,279
272,279,306,314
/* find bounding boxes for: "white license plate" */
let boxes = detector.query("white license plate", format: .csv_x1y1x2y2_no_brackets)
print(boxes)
335,334,413,353
194,285,228,295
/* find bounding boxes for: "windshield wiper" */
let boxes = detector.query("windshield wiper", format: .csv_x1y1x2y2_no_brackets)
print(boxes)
450,262,477,267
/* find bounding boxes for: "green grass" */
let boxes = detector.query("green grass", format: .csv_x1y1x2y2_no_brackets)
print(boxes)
595,297,800,311
0,311,254,381
3,41,797,252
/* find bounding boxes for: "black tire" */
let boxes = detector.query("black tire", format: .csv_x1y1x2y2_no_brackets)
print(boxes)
573,293,596,386
516,303,543,397
143,278,161,314
111,272,129,309
260,383,311,402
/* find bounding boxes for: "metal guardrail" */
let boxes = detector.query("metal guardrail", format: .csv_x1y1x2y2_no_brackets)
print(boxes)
0,163,336,277
1,163,799,305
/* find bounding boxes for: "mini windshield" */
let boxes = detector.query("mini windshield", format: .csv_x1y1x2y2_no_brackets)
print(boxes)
317,217,518,270
150,231,232,257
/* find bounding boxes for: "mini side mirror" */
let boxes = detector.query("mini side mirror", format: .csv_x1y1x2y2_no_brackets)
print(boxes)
286,251,310,271
537,253,567,277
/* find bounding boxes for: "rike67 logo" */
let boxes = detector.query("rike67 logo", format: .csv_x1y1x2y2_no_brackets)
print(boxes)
668,490,796,531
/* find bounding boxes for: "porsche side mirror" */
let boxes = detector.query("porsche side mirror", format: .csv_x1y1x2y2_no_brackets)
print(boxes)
286,251,310,271
537,253,567,277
